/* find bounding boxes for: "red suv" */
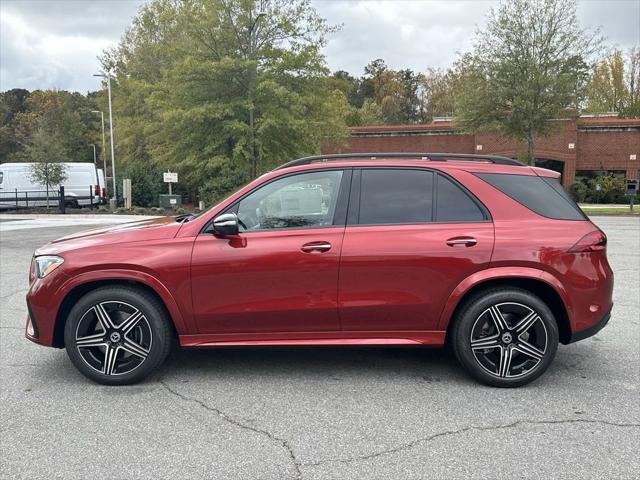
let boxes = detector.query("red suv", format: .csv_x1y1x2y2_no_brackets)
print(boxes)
26,153,613,387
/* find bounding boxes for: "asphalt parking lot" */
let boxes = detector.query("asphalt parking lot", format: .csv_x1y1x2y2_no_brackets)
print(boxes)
1,216,638,479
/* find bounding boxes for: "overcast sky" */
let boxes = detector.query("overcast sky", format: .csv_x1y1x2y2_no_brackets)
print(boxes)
1,0,639,93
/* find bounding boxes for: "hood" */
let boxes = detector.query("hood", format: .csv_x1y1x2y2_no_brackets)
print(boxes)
35,216,183,255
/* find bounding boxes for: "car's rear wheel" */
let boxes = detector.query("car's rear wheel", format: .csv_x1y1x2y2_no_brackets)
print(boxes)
64,286,173,385
452,288,559,387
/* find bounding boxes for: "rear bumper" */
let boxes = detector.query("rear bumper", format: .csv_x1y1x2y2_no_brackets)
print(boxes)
567,305,612,344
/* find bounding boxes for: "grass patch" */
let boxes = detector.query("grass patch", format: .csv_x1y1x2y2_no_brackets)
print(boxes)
581,207,639,216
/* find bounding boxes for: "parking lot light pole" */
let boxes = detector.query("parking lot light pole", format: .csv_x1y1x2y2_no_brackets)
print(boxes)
93,73,116,208
91,110,107,175
248,4,267,178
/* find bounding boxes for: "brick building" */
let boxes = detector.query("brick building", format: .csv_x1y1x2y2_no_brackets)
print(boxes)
322,116,640,188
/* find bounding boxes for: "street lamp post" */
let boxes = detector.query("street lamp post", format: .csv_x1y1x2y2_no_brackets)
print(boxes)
93,73,116,208
248,6,267,178
91,144,97,164
91,110,107,175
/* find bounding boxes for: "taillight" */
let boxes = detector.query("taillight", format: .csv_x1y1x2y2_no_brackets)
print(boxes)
94,184,100,195
102,187,106,197
568,230,607,253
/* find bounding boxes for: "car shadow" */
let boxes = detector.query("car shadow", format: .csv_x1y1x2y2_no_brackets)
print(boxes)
159,345,467,383
29,341,606,389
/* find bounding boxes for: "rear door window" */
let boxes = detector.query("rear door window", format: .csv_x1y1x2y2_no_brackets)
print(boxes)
475,173,586,220
358,169,433,225
435,174,487,222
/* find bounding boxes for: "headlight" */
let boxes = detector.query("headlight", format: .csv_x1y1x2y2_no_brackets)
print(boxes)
34,255,64,278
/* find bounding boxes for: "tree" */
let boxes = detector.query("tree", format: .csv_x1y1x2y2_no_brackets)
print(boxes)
586,50,626,113
2,90,99,164
362,59,405,124
28,155,68,198
0,89,30,161
454,0,601,164
102,0,350,199
419,68,457,122
27,118,68,206
586,48,640,117
397,69,423,123
626,48,640,117
329,70,365,109
349,98,384,126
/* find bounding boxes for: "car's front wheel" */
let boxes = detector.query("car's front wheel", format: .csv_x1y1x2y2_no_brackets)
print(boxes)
64,286,173,385
452,288,559,387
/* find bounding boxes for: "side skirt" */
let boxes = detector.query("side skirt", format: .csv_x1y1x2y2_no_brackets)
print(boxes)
179,330,446,348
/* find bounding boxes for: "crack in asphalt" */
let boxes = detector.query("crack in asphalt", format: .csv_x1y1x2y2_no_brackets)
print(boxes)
159,379,302,480
302,418,640,468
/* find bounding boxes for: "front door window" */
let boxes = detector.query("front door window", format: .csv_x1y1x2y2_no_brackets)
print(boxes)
236,170,344,231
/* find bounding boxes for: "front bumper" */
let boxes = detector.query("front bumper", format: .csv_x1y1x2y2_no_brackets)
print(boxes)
25,267,69,347
567,304,612,344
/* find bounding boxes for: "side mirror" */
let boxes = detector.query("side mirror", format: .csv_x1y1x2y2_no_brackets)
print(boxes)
212,213,240,236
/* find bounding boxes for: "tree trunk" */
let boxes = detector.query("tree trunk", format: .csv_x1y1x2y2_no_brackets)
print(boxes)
248,9,258,179
526,125,535,166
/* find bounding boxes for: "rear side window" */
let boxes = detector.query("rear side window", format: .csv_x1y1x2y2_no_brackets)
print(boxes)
359,169,433,224
435,174,486,222
475,173,586,220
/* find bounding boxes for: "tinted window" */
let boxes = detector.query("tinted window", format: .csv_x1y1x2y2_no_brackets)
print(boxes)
436,174,486,222
475,173,586,220
359,169,433,224
236,170,343,231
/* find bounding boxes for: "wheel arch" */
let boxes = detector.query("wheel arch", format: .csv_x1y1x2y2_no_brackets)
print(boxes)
52,273,186,348
440,270,573,345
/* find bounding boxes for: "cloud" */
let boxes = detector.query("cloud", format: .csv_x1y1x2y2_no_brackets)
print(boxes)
1,0,638,92
577,0,640,50
0,0,144,92
313,0,496,74
314,0,640,75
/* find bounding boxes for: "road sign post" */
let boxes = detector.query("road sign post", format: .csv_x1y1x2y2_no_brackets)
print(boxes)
163,172,178,195
626,179,638,211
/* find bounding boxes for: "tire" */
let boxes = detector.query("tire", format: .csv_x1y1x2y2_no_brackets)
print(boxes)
64,286,173,385
451,288,559,387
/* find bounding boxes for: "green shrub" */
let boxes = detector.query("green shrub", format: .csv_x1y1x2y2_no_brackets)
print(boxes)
569,182,588,203
571,175,636,204
123,163,164,207
589,176,626,203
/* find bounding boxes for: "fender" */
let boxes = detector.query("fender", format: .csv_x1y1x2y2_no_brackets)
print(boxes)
437,266,572,331
56,269,189,334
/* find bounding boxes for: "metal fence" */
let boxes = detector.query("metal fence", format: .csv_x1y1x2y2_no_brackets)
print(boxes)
0,186,96,213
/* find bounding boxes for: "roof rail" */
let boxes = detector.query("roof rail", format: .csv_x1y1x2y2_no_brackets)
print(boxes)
275,152,525,170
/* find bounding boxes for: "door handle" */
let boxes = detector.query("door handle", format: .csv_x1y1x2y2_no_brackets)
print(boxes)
301,241,332,253
446,237,477,247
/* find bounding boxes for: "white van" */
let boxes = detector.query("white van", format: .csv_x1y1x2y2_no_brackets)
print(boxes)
0,162,100,208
